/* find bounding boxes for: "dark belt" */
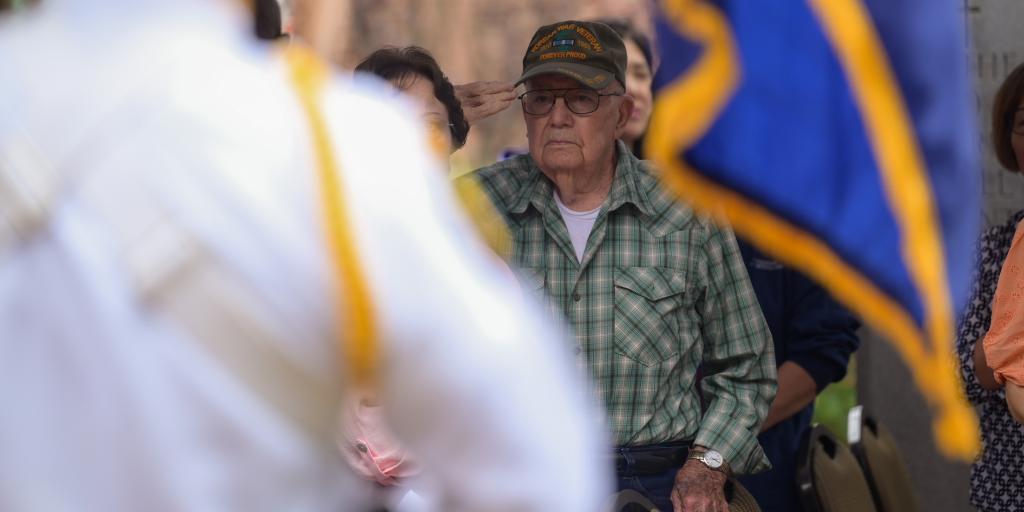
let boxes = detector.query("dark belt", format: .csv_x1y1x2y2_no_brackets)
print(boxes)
615,440,692,476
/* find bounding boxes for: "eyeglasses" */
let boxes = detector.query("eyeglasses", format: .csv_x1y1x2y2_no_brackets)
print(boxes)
518,88,623,116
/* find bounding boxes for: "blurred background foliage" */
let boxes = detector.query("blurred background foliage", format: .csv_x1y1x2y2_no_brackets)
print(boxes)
813,357,858,439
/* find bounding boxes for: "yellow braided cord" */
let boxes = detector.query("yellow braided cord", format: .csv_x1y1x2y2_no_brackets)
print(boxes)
284,45,378,386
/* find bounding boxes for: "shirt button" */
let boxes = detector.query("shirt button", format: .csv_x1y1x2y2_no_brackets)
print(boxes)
573,293,581,302
356,442,368,453
574,346,582,355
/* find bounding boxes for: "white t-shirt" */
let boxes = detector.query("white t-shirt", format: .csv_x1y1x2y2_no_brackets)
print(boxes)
554,192,603,262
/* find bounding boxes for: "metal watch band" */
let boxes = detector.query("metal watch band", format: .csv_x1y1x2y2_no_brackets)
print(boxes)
687,448,733,477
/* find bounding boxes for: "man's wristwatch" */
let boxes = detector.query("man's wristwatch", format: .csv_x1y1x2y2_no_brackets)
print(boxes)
687,447,732,476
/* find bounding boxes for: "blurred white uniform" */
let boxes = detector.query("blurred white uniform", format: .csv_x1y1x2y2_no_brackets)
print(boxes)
0,1,610,511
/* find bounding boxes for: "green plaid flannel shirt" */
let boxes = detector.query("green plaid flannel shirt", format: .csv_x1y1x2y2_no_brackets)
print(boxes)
472,142,776,473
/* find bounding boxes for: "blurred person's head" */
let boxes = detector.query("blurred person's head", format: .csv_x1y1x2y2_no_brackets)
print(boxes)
355,46,469,155
514,21,633,178
993,62,1024,172
596,18,654,152
254,0,284,40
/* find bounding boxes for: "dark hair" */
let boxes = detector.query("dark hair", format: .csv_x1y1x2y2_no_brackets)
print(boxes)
254,0,284,40
597,18,655,157
355,46,470,151
596,18,655,74
993,62,1024,172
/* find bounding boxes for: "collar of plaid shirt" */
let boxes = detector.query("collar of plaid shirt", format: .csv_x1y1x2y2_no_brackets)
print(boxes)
472,141,776,474
505,141,655,216
502,142,688,268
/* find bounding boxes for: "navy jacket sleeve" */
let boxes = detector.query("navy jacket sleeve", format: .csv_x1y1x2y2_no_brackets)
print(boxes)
784,271,861,391
738,241,861,392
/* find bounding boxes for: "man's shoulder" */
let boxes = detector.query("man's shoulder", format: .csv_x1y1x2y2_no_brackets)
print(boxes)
474,154,537,187
626,158,714,238
466,155,538,213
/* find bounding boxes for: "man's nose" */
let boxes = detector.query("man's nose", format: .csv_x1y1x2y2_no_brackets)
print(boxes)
548,97,574,126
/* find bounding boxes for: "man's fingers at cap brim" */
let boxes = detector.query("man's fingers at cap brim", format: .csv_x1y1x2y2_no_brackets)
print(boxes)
456,81,514,97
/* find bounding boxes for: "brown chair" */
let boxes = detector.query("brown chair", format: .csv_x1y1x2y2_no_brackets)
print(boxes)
726,478,762,512
850,415,920,512
603,490,659,512
796,424,878,512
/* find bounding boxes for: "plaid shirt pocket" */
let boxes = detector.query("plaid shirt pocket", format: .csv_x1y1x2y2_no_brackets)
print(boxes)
613,266,687,367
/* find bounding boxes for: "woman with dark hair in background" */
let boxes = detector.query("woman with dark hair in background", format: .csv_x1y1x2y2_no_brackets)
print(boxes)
355,46,511,257
957,61,1024,512
342,47,515,509
343,48,470,505
356,46,515,156
356,46,471,157
597,18,655,157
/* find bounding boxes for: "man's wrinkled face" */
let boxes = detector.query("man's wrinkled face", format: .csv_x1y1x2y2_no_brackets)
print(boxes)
522,74,631,177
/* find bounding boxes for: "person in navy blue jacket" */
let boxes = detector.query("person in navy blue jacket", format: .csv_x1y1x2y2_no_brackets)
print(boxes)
735,240,861,511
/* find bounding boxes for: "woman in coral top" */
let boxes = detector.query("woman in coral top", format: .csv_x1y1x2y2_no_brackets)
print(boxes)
980,64,1024,426
960,61,1024,512
982,216,1024,424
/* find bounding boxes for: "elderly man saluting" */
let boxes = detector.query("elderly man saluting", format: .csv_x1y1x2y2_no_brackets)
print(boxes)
472,20,777,511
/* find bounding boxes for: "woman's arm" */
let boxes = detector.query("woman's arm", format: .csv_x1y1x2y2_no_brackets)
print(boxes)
1006,382,1024,424
982,220,1024,396
973,339,1001,390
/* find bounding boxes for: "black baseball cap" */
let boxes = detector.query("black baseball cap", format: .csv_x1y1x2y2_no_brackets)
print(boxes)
515,20,627,90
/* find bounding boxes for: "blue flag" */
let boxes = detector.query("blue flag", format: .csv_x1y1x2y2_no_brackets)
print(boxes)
647,0,980,458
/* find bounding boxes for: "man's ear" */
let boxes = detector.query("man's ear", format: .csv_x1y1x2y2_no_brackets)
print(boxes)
614,93,635,136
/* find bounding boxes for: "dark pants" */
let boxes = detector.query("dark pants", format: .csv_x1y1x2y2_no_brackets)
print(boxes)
737,408,812,511
615,441,691,511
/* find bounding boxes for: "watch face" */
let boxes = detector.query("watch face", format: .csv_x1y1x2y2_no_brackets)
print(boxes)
703,450,724,468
